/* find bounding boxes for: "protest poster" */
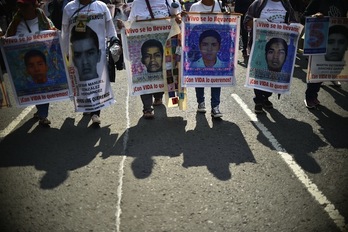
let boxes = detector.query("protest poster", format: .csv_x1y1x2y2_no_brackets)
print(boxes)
303,16,330,55
65,10,116,112
121,17,185,108
307,17,348,83
0,30,70,107
0,69,11,108
181,13,240,88
245,19,303,94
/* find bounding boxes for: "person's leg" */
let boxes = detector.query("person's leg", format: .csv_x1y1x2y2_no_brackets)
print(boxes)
211,87,222,118
141,93,154,118
91,110,101,124
240,15,248,56
153,92,164,105
36,103,50,125
254,89,266,113
305,82,321,108
210,87,221,108
195,87,206,112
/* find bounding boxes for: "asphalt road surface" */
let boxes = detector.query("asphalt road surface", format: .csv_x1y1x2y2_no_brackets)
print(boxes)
0,52,347,232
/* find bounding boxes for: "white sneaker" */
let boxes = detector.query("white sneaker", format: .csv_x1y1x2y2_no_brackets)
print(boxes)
211,106,223,118
91,114,101,124
332,81,341,87
197,102,206,113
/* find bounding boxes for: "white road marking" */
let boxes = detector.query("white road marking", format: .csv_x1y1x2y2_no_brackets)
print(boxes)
0,106,34,142
232,94,347,232
115,88,130,232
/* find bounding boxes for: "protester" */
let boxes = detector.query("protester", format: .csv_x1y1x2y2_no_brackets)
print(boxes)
302,0,348,108
243,0,297,114
125,0,182,119
234,0,253,62
188,0,226,118
5,0,56,126
62,0,118,125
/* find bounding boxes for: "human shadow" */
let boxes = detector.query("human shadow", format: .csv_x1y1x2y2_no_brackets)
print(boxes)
320,85,348,111
308,105,348,149
113,105,186,179
256,109,326,173
182,114,256,181
0,116,118,189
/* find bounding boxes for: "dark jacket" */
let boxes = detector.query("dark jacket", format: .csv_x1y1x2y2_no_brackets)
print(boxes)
234,0,253,14
301,0,348,24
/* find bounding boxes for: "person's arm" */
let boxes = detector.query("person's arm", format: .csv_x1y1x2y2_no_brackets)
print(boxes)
61,7,70,58
243,0,259,31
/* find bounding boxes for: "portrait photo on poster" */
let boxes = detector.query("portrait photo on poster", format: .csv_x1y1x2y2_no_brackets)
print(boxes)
70,25,101,82
184,24,235,76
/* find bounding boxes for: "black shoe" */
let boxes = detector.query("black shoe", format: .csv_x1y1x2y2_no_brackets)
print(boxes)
263,100,273,109
255,104,264,114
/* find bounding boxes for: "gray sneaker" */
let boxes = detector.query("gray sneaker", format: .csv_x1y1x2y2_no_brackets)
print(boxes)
211,106,223,118
197,102,206,113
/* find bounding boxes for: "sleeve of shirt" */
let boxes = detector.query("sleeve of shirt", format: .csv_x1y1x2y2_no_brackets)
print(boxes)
61,8,70,57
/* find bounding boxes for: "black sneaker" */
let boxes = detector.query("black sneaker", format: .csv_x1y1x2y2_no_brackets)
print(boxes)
263,100,273,109
211,106,223,118
255,104,264,114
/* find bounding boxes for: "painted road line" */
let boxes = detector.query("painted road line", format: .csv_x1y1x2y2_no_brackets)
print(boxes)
232,93,347,232
0,106,34,142
115,87,130,232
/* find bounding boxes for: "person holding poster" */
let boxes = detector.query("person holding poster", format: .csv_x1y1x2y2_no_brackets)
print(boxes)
243,0,297,114
189,0,226,118
126,0,182,119
62,0,118,125
302,0,348,108
5,0,56,125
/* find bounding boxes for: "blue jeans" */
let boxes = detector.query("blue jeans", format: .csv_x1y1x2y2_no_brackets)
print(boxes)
253,89,272,104
305,82,321,100
195,87,221,108
36,103,49,118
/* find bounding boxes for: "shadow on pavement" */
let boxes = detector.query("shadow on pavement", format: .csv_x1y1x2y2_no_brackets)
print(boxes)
256,108,326,174
114,105,256,181
0,116,118,189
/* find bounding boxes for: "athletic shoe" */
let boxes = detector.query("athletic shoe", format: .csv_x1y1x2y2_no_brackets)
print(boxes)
255,104,264,114
39,118,51,125
332,81,341,87
211,106,223,118
263,100,273,109
197,102,206,113
153,98,163,106
143,110,154,119
91,114,101,124
304,99,319,109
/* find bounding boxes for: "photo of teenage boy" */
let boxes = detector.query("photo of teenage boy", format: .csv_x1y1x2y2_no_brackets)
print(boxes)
265,37,288,72
24,49,49,84
190,29,227,68
70,25,101,82
325,25,348,62
139,39,165,119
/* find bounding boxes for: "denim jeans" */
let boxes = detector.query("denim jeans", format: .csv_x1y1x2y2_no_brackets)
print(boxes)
253,89,272,104
305,82,322,100
195,87,221,108
36,103,49,118
141,92,164,112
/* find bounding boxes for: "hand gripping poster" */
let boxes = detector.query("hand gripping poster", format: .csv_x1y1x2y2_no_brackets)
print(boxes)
0,69,11,108
121,17,186,109
0,30,70,107
307,17,348,83
181,13,240,88
245,19,303,94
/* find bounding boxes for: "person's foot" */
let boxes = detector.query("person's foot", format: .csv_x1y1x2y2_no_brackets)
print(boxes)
255,104,264,114
83,112,91,116
91,114,101,124
153,98,163,106
197,102,206,113
211,106,223,118
332,81,341,87
143,110,154,119
263,100,273,109
39,117,51,125
304,98,320,109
